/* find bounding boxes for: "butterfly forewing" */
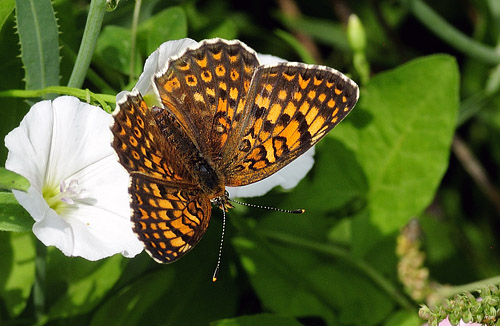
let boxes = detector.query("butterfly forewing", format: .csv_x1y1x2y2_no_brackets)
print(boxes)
154,39,260,158
112,92,182,181
223,63,359,187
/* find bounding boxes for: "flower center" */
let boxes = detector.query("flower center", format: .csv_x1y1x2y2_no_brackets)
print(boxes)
43,179,81,214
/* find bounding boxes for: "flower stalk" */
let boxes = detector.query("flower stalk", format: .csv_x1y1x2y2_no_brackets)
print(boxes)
67,0,107,88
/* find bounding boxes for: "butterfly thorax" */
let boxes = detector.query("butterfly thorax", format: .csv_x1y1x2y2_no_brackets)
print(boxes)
152,106,226,198
192,157,226,199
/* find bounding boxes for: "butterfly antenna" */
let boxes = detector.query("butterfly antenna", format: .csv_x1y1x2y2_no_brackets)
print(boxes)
229,198,305,214
212,204,226,282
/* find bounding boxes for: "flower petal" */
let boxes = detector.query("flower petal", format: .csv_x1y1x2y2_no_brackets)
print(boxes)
257,53,287,65
6,96,143,260
64,154,143,259
11,187,50,223
5,100,55,191
42,97,118,188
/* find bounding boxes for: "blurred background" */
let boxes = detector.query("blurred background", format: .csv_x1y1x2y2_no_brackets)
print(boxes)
1,0,499,325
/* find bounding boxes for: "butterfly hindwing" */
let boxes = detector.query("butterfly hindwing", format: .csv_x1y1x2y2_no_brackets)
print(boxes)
129,173,211,263
222,63,359,187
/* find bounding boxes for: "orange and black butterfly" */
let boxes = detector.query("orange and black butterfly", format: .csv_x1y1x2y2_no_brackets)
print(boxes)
111,38,359,264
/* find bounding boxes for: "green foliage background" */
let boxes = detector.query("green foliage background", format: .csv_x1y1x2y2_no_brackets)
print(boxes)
0,0,499,325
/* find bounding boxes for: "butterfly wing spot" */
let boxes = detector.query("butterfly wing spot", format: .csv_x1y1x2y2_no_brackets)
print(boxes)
298,74,310,89
196,56,208,68
194,92,205,103
129,136,138,147
278,90,287,100
201,70,212,82
230,69,239,81
273,136,289,158
185,74,198,86
216,64,226,77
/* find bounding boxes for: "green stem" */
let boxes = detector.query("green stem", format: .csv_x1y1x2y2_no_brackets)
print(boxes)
67,0,107,88
404,0,500,65
129,0,142,84
0,87,116,112
259,229,414,310
33,241,47,323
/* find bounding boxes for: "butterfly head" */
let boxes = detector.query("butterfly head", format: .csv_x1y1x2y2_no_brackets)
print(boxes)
211,191,233,212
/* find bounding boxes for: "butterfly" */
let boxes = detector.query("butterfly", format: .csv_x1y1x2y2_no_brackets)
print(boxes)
111,38,359,265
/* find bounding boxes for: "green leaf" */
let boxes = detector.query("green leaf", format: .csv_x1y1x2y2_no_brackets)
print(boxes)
232,230,394,326
46,254,126,319
211,314,303,326
138,6,187,56
384,310,423,326
277,14,349,51
275,29,316,64
90,268,175,326
94,25,140,76
337,55,459,252
207,18,238,40
92,218,238,326
0,13,28,165
0,167,30,191
0,232,35,318
0,192,33,232
0,0,14,31
15,0,60,91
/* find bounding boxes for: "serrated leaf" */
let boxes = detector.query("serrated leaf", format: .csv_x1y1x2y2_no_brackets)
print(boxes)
0,192,33,232
15,0,60,91
137,6,187,56
0,0,15,31
0,232,35,318
0,167,30,191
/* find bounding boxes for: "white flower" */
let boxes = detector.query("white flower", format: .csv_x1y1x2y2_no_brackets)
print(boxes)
4,96,143,260
429,316,482,326
124,38,315,198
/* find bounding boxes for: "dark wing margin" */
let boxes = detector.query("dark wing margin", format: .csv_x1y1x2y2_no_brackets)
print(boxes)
130,173,212,263
222,62,359,187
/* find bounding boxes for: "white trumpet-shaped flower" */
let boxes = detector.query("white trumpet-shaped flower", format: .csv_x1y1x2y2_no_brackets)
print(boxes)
4,96,143,260
119,38,314,198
